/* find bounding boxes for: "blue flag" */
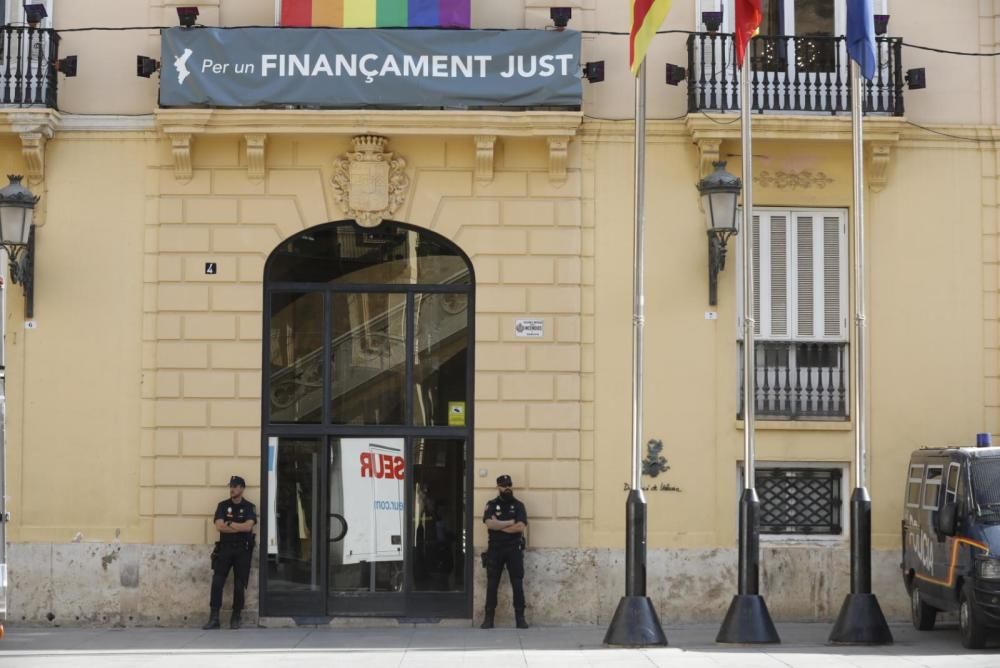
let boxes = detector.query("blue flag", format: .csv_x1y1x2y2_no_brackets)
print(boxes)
846,0,877,80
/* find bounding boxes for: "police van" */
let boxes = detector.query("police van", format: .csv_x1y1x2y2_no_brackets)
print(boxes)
902,436,1000,648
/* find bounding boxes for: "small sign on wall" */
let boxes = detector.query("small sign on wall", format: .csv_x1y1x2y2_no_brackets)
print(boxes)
514,318,544,338
205,262,218,275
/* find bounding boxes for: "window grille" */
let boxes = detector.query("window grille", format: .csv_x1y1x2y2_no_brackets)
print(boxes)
756,467,842,535
971,456,1000,507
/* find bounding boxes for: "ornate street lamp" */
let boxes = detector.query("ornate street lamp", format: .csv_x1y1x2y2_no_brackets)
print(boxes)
697,161,741,306
0,175,39,318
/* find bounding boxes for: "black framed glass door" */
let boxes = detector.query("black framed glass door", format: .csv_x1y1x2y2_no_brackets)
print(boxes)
260,221,474,619
326,436,469,616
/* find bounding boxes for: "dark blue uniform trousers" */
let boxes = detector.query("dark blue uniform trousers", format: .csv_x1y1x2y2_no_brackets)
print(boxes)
210,542,253,612
485,545,525,612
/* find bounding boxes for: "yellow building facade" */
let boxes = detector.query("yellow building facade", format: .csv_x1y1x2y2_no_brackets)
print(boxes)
0,0,996,626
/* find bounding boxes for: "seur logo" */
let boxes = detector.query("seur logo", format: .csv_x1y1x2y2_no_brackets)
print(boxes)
359,452,404,480
174,48,193,85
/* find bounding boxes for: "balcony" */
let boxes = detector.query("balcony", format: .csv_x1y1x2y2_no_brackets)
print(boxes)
687,33,904,116
0,26,60,108
738,341,849,420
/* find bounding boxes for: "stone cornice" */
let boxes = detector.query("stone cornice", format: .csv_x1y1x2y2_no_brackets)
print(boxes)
685,114,908,144
0,108,61,183
0,108,61,136
154,108,582,137
686,114,909,185
154,108,583,181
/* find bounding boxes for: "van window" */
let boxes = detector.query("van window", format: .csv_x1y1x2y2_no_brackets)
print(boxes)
923,466,943,510
971,457,1000,520
945,463,961,505
906,464,924,508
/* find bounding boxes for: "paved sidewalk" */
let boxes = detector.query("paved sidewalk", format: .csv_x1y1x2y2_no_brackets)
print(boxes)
0,622,997,667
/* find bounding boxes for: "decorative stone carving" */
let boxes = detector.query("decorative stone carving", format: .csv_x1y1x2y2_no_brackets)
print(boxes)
685,114,905,191
331,135,409,228
19,132,47,184
474,135,496,184
0,110,57,185
868,143,892,192
547,136,569,183
697,138,722,177
170,133,193,181
755,170,834,190
245,133,267,180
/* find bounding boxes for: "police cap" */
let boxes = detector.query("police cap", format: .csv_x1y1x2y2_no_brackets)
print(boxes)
496,474,513,487
229,475,246,488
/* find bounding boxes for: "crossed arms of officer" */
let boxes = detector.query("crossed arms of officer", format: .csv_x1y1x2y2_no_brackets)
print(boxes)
484,515,526,534
214,517,256,534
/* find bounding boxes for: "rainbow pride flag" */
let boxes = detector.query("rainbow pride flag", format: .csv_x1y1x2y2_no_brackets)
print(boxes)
280,0,471,28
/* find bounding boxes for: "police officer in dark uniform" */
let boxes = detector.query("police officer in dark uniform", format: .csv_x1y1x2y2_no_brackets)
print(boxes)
481,474,529,629
202,476,257,630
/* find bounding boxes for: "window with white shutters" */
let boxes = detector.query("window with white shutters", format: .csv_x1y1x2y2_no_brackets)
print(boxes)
737,208,849,420
738,209,847,342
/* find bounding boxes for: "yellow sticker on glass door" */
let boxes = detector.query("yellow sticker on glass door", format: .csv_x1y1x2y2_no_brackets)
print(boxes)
448,402,466,426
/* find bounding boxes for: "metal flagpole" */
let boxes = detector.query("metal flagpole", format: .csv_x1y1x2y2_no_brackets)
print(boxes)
604,59,667,648
828,60,893,645
716,54,779,645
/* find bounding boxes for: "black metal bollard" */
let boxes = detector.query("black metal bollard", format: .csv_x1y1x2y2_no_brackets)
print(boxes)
625,489,646,597
604,489,667,647
828,487,893,645
716,488,780,644
738,487,760,596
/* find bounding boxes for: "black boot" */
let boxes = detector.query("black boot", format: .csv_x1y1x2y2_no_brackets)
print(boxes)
480,609,495,629
201,610,221,630
515,611,529,629
229,611,242,630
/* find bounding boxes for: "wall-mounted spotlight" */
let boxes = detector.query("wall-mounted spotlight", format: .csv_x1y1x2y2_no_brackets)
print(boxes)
177,6,200,28
873,14,889,36
905,67,926,90
0,175,39,318
583,61,605,84
550,7,572,30
697,161,741,306
665,63,686,86
702,11,723,33
136,55,160,78
23,3,47,28
57,56,78,77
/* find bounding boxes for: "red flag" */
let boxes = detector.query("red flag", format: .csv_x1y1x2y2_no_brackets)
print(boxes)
735,0,762,68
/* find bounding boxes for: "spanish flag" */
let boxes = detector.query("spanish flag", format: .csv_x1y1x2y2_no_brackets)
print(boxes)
629,1,674,75
735,0,762,68
280,0,470,28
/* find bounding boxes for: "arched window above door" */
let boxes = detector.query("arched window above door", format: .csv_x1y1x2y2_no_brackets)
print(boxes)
267,221,471,286
264,220,474,427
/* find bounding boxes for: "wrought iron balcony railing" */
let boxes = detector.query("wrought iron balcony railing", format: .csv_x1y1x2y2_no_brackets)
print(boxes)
687,33,904,116
1,26,60,108
738,341,849,420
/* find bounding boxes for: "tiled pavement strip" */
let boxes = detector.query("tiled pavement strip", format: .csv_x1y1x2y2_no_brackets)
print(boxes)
0,622,997,667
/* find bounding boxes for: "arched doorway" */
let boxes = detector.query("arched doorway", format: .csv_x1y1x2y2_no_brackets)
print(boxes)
259,220,475,619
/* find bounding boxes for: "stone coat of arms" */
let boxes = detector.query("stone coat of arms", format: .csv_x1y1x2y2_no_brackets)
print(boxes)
331,135,409,227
